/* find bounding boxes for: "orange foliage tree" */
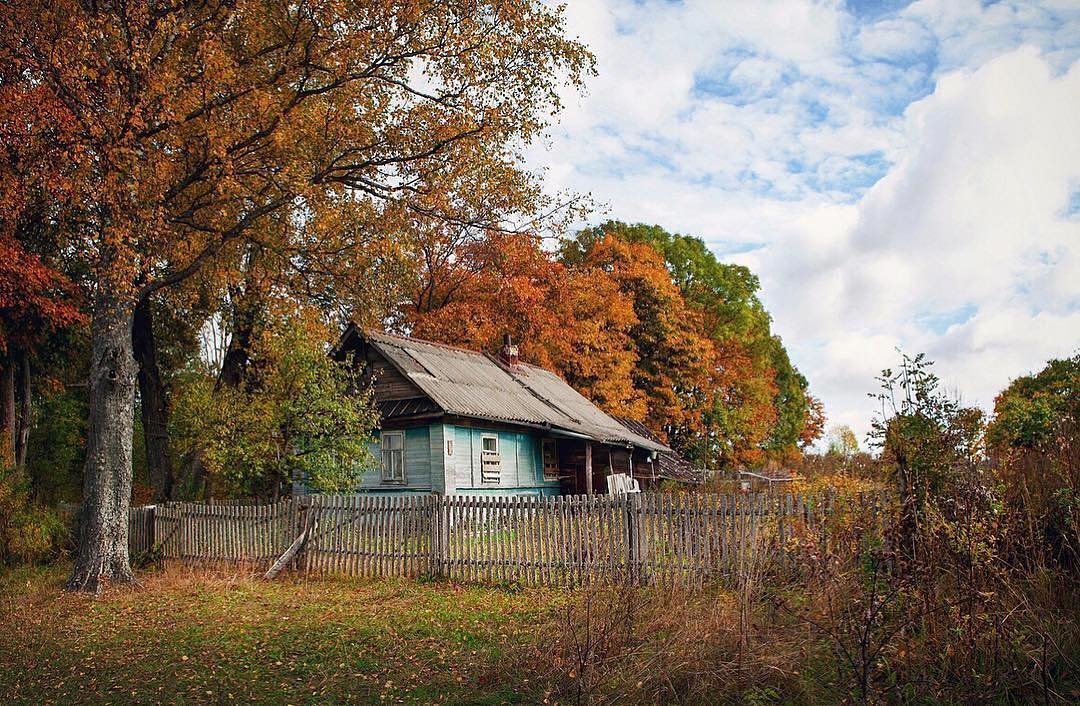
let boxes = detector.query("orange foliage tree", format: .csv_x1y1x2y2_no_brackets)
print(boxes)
407,222,823,470
0,0,592,591
407,230,645,417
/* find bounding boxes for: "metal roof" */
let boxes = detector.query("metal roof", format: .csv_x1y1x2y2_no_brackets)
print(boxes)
614,416,703,483
361,330,670,454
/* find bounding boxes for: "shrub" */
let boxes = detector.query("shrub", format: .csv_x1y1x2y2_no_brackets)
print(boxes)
0,465,69,565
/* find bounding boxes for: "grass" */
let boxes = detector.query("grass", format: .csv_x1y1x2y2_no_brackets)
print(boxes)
0,564,559,705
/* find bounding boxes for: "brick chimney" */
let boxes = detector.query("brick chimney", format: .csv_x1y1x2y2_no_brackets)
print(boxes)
498,333,519,367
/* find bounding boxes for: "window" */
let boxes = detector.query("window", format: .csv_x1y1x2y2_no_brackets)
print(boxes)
480,433,501,483
381,431,405,483
542,439,559,481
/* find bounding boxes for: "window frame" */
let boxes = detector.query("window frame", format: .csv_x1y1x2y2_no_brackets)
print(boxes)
480,433,501,484
380,431,406,484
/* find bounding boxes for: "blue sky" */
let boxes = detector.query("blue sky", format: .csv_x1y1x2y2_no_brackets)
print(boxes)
528,0,1080,443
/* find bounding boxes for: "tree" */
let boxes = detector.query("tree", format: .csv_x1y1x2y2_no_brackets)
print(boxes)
171,318,378,499
869,353,985,560
0,233,83,468
564,232,715,450
987,354,1079,453
826,425,859,457
0,0,592,591
406,229,645,417
568,221,822,465
986,354,1079,568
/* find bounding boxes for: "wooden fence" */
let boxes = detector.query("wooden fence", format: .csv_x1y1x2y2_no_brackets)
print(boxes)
115,491,885,586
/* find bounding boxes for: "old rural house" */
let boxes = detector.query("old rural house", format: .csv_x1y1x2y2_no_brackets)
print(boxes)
319,326,677,496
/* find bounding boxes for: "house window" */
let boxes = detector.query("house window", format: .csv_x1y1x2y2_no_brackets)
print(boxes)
381,431,405,483
480,433,501,483
542,439,559,481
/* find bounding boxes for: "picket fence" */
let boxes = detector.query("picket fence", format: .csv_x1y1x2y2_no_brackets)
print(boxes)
113,491,885,586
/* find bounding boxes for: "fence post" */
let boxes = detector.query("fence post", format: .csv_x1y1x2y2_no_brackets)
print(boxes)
625,494,639,585
147,505,156,558
293,497,309,574
429,495,447,579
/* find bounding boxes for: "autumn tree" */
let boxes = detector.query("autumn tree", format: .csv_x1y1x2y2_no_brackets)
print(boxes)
0,226,83,468
0,0,592,591
568,222,823,465
407,228,644,416
561,232,716,452
826,425,859,457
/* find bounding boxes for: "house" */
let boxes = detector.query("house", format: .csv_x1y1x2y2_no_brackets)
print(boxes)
320,326,672,496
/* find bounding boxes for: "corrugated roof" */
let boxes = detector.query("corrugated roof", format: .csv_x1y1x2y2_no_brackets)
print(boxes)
615,416,703,483
362,330,670,453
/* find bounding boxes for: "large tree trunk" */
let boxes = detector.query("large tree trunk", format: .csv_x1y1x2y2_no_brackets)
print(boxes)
68,293,137,593
133,297,173,501
0,359,14,467
14,354,31,468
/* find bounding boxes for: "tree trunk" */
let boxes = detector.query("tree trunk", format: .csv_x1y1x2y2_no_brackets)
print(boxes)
14,354,31,468
68,293,137,593
0,359,14,467
216,285,260,390
133,297,173,501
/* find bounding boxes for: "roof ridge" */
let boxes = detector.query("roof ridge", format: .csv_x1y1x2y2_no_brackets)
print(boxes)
366,329,496,357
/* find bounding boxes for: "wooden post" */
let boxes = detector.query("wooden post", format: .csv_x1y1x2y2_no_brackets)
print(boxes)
585,442,593,496
293,497,308,573
625,493,639,585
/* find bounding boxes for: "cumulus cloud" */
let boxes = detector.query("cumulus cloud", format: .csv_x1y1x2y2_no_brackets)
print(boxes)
530,0,1080,443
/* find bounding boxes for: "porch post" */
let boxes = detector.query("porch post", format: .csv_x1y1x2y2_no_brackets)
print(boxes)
585,442,594,496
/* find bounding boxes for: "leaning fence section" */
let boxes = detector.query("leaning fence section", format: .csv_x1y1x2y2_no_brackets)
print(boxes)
127,490,885,585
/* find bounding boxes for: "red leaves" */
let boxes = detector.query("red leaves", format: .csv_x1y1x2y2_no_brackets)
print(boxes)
0,235,83,353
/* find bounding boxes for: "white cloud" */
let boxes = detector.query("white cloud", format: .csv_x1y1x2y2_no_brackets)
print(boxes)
531,1,1080,443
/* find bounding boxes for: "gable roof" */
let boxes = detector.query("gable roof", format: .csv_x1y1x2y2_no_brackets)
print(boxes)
340,326,669,454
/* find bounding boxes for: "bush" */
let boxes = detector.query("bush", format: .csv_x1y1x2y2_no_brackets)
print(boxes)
0,465,69,565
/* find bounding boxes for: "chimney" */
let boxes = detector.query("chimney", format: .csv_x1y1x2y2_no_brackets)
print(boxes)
499,333,519,367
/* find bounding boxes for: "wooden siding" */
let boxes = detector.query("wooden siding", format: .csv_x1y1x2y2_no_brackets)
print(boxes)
452,426,559,493
358,427,433,491
366,355,422,402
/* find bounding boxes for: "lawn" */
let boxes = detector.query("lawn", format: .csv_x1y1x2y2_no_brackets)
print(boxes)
0,565,559,705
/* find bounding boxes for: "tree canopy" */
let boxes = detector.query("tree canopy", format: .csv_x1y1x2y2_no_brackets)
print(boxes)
0,0,593,591
405,221,825,467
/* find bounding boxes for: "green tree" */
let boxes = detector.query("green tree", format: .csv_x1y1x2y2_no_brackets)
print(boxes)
171,320,378,499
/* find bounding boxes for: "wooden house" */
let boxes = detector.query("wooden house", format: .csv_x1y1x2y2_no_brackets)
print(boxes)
313,326,672,496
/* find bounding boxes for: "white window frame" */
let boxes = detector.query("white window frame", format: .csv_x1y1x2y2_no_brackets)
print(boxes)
480,433,501,483
380,431,406,484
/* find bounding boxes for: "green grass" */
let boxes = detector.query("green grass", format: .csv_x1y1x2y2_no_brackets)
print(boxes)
0,564,561,705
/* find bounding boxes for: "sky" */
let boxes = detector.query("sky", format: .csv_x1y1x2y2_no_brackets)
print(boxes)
526,0,1080,445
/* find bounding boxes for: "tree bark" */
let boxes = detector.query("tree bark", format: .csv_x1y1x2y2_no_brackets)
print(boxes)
15,354,31,468
0,359,14,467
216,284,260,390
68,292,137,593
133,297,173,501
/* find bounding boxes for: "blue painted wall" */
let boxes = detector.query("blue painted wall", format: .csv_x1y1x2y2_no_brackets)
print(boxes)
302,422,561,496
354,426,433,493
449,426,560,496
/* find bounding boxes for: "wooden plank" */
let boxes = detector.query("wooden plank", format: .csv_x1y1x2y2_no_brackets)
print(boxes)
585,443,593,496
